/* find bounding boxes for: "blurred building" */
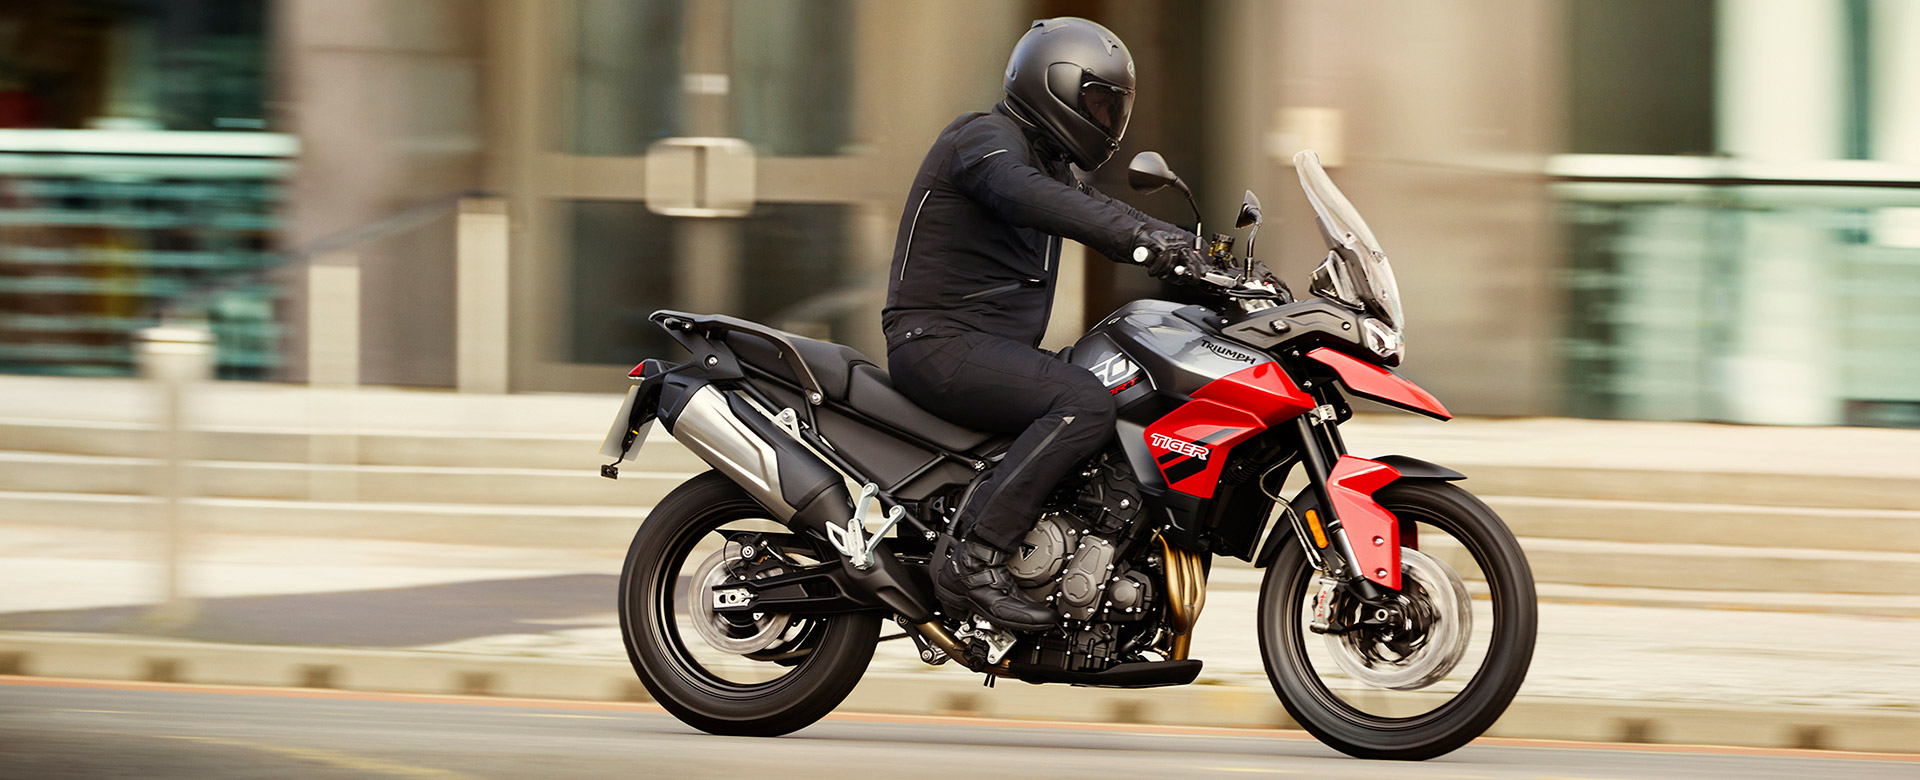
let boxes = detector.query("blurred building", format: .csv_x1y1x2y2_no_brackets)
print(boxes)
3,0,1918,426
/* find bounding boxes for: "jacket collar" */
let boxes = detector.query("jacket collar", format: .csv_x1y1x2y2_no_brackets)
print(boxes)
995,101,1070,166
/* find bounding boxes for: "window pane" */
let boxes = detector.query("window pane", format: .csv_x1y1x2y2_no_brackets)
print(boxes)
730,0,853,156
571,0,683,156
565,201,857,366
737,203,854,341
567,201,678,364
0,0,271,131
1566,0,1716,155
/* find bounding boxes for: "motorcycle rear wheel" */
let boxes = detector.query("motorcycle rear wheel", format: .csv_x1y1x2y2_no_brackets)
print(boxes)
1257,480,1536,760
619,470,881,736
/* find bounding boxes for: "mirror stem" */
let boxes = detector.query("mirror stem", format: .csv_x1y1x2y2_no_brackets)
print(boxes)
1175,181,1202,246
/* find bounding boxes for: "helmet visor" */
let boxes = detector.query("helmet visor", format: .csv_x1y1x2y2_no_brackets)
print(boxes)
1080,80,1133,139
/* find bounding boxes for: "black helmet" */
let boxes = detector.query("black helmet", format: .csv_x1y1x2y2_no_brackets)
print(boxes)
1002,17,1135,171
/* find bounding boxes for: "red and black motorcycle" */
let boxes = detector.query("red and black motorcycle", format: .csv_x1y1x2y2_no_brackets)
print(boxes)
600,150,1535,760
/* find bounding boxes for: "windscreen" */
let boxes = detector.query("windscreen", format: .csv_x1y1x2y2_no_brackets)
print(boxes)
1294,150,1403,328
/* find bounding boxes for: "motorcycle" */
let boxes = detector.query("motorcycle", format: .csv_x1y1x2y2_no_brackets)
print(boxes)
599,149,1536,760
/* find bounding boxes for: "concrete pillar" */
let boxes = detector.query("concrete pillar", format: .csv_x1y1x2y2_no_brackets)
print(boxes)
136,325,213,628
1718,0,1846,161
1871,0,1920,247
1041,241,1088,353
1715,0,1846,425
457,197,511,393
306,259,360,499
307,258,361,388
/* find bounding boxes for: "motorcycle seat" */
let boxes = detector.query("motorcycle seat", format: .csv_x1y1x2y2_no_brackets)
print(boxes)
845,364,992,452
725,329,992,452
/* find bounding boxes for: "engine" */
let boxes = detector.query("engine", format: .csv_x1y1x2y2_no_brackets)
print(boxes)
1007,512,1155,621
996,450,1164,673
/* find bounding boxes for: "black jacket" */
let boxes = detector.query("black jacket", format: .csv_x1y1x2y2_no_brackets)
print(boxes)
882,104,1182,352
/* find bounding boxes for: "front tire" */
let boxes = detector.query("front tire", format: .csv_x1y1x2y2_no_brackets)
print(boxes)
1258,480,1536,760
619,471,881,736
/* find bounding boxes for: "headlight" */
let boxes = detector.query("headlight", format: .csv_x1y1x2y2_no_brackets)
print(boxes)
1362,317,1403,363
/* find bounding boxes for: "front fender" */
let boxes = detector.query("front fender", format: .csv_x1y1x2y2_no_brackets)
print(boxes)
1253,454,1467,570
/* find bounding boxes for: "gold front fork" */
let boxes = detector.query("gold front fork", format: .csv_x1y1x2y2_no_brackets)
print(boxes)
1157,534,1209,660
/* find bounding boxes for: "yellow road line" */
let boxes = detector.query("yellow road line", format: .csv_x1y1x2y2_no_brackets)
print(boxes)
166,735,475,780
514,713,624,720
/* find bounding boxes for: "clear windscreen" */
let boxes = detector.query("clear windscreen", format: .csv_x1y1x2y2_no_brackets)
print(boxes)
1294,150,1403,328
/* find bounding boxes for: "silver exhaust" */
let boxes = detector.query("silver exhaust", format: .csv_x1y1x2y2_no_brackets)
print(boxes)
668,385,800,519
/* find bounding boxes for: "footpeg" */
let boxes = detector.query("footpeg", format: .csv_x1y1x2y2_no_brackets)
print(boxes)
954,616,1018,665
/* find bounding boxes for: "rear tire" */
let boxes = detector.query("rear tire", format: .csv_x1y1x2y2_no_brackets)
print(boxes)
1258,480,1536,760
619,470,880,736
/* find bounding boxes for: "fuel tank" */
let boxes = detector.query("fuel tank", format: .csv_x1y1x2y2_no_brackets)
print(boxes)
1068,300,1276,404
1069,300,1282,492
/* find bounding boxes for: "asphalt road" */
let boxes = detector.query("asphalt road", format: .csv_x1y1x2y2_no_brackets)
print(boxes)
0,679,1912,780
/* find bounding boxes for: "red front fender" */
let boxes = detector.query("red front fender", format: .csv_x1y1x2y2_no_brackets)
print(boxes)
1305,348,1451,420
1329,455,1403,590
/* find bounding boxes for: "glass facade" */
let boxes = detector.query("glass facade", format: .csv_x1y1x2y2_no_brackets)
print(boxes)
566,201,856,366
729,0,853,157
566,200,679,365
0,0,281,379
570,0,683,156
1556,0,1920,426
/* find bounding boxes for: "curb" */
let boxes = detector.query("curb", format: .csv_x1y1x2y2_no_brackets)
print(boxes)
2,632,1914,754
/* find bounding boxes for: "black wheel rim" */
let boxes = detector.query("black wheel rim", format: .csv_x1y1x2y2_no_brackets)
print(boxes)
1276,500,1511,729
638,499,829,700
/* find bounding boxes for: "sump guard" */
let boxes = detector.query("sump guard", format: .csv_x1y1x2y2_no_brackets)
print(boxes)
1328,455,1403,590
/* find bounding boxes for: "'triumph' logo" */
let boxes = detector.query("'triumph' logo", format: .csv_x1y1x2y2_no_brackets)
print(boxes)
1203,340,1255,363
1149,432,1209,461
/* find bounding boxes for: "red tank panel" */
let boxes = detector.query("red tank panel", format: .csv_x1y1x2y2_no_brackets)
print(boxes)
1145,363,1315,498
1141,399,1263,499
1190,361,1317,425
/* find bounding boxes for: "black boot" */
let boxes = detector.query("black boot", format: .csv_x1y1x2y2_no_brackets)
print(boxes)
934,538,1058,632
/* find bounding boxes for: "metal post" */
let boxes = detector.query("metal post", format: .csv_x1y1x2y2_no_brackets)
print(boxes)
457,197,511,394
136,324,214,627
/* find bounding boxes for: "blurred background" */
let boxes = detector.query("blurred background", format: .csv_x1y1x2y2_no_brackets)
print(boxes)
2,0,1919,761
1,0,1916,424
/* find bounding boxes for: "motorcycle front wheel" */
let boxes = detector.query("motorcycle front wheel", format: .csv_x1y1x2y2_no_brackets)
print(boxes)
619,470,880,736
1258,480,1537,760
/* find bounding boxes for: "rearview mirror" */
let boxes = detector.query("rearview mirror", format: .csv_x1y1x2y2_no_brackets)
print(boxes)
1127,151,1180,194
1236,190,1263,229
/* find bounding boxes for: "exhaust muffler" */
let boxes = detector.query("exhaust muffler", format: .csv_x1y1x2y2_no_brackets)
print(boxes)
663,384,935,622
665,385,850,535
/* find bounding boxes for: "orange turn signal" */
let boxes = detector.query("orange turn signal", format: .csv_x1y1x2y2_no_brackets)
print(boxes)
1305,508,1329,548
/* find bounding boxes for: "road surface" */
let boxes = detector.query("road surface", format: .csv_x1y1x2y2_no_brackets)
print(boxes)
0,678,1911,780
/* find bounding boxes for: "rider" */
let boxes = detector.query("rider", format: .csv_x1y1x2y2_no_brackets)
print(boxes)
883,17,1203,631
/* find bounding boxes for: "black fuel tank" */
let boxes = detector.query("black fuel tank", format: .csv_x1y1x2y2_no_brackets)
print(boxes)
1069,300,1275,402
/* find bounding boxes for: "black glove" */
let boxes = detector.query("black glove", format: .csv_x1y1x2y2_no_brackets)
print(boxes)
1131,227,1204,279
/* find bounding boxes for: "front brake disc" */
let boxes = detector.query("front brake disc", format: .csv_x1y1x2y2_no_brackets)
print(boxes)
1321,547,1472,691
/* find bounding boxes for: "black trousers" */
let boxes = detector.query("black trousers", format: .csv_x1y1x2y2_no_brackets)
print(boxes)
887,331,1116,551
